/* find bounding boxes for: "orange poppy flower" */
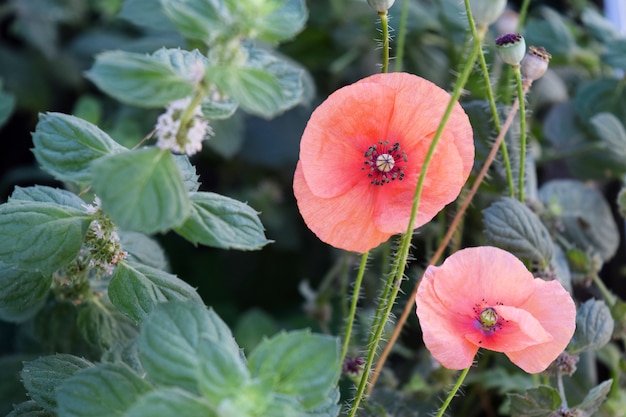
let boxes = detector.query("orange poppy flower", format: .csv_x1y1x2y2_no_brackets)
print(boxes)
293,72,474,252
415,246,576,374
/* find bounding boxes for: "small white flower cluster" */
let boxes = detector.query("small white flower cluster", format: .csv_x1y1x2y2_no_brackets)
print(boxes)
155,97,213,156
82,196,127,276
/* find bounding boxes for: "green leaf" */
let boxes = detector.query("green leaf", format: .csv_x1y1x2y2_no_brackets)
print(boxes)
21,354,94,413
538,180,619,262
482,197,554,269
251,0,308,43
6,401,53,417
247,330,340,410
523,7,575,57
0,85,15,129
1,355,35,416
0,201,91,274
77,301,138,351
151,48,209,76
119,0,177,32
206,112,245,158
573,79,626,123
138,302,239,393
569,299,614,354
0,262,51,322
581,8,622,42
589,112,626,172
127,388,217,417
574,379,613,416
174,191,271,250
91,147,192,234
10,185,85,210
201,94,238,120
31,112,127,185
508,386,562,417
601,39,626,71
172,154,201,193
196,335,250,403
119,231,169,270
210,45,304,118
160,0,235,44
234,308,280,353
108,261,202,324
57,362,152,417
85,50,194,107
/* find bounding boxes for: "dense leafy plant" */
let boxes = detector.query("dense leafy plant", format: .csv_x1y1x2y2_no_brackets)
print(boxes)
1,0,626,416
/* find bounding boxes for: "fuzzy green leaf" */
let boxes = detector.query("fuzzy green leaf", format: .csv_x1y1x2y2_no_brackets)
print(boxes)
602,39,626,71
482,198,554,268
574,79,626,122
250,0,308,43
76,301,138,351
119,0,177,32
6,401,52,417
210,45,303,118
539,179,619,262
0,201,91,274
86,50,194,107
57,362,152,417
201,94,238,120
172,154,201,193
508,386,562,417
574,379,613,416
31,113,127,185
91,147,191,234
0,262,51,322
174,191,270,250
21,354,94,413
589,112,626,174
569,299,614,354
138,301,239,393
10,185,85,210
108,261,202,324
127,388,217,417
524,7,575,57
119,231,169,270
160,0,235,43
247,330,340,410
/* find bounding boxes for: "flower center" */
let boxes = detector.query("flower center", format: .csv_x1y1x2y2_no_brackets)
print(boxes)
479,307,499,329
362,141,407,186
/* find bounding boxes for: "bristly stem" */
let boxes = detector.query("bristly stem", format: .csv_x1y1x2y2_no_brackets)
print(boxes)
340,252,369,365
394,0,410,72
379,10,390,73
435,367,471,417
474,25,515,198
513,65,527,202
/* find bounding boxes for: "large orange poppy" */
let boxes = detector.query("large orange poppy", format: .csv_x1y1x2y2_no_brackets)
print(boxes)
293,72,474,252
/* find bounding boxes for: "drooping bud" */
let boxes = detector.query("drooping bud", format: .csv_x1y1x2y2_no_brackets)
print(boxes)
470,0,507,27
495,33,526,66
521,46,552,82
367,0,395,12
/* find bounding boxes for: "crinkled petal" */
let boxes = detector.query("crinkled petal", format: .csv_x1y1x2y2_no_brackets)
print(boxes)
505,279,576,373
299,82,396,199
416,265,479,370
430,247,536,315
464,305,552,352
293,162,391,253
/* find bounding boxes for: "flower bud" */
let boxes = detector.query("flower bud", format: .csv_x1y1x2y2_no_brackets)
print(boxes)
521,46,552,82
470,0,507,27
367,0,395,12
495,33,526,66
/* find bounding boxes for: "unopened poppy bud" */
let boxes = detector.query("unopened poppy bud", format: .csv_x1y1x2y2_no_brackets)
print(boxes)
367,0,395,12
521,46,551,82
470,0,507,27
495,33,526,66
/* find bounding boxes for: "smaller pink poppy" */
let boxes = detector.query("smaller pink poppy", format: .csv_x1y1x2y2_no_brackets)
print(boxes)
415,246,576,374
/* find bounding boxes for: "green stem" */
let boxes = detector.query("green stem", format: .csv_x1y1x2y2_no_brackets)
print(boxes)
350,7,483,414
340,252,370,365
591,274,617,307
176,89,205,149
555,370,568,409
435,367,471,417
473,25,515,197
379,11,390,73
393,0,410,72
513,66,527,201
517,0,532,31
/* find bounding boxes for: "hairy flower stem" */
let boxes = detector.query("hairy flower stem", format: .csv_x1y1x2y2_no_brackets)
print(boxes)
517,0,532,31
379,10,390,73
436,367,471,417
514,66,528,201
394,0,410,72
474,25,515,198
556,369,568,409
340,252,369,365
368,81,533,393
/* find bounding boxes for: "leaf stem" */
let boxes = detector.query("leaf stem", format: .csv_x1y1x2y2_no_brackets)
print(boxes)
340,252,369,365
591,273,617,307
435,367,471,417
514,65,527,202
379,11,390,73
555,369,568,409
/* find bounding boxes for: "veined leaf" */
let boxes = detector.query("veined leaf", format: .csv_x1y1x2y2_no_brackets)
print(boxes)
0,262,51,322
127,388,217,417
10,185,86,210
